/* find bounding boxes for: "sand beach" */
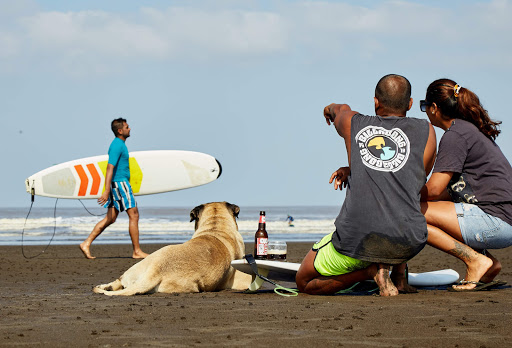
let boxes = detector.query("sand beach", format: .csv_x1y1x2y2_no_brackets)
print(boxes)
1,242,511,347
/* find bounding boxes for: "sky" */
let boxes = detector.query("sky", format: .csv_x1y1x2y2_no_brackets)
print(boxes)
2,0,512,210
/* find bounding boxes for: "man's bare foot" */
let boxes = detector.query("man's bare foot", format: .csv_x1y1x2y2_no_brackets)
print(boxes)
374,264,399,296
390,264,418,294
79,243,96,259
452,252,493,291
397,283,418,294
132,250,149,259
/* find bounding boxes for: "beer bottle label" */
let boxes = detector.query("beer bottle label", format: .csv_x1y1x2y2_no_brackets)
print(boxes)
259,215,266,224
256,237,268,255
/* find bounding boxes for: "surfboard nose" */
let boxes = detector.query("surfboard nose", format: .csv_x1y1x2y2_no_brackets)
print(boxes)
215,159,222,179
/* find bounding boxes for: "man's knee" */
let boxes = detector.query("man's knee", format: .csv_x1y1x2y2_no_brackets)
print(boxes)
295,270,308,293
127,207,139,220
104,208,119,226
105,215,117,226
296,250,318,293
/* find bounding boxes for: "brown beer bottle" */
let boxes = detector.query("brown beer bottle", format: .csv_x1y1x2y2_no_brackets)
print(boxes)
254,211,268,260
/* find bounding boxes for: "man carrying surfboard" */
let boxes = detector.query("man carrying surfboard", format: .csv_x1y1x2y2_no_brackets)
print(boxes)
296,74,437,296
80,118,148,259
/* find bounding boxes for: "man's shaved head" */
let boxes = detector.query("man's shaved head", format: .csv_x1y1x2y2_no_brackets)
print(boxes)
375,74,412,115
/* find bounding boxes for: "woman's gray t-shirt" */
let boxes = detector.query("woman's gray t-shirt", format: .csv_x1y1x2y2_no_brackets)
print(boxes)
434,119,512,226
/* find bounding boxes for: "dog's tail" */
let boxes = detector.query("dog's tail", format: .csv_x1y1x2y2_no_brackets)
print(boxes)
93,284,155,296
93,286,113,295
92,278,157,296
92,279,123,294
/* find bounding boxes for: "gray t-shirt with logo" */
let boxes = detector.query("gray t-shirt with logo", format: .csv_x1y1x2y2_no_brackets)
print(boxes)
332,113,430,263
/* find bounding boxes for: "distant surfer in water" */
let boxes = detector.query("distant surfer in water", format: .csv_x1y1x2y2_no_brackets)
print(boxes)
286,215,294,227
296,74,437,296
80,118,148,259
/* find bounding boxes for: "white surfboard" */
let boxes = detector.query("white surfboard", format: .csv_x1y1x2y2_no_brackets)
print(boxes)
231,259,459,289
25,150,222,199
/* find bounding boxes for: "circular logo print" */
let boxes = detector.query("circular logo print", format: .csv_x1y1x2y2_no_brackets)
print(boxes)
355,126,410,172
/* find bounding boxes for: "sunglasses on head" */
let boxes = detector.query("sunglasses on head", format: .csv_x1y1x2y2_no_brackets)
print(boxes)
419,100,432,112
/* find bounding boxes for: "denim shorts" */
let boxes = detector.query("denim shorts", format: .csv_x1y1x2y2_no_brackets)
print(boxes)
455,203,512,249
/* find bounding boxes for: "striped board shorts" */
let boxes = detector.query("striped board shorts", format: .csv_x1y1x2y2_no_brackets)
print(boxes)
103,181,137,212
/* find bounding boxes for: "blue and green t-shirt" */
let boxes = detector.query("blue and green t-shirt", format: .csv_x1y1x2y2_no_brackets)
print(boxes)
108,137,130,182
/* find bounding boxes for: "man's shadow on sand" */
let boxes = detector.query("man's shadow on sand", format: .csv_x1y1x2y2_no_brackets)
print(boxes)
248,280,510,296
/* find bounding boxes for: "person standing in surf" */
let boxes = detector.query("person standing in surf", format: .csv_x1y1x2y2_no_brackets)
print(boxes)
80,118,148,259
296,74,437,296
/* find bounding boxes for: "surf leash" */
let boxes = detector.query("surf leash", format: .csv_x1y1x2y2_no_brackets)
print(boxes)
21,195,58,259
244,254,299,297
78,199,106,217
335,282,363,294
21,185,104,258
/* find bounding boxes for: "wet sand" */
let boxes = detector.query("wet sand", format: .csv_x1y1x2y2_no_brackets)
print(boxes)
1,242,511,347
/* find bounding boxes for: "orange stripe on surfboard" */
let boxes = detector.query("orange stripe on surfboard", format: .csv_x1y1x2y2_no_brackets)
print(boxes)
74,165,89,196
86,163,101,195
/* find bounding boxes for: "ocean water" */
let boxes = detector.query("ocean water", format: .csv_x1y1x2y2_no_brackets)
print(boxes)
0,205,341,246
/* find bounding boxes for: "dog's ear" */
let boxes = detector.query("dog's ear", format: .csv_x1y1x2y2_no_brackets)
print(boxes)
226,202,240,219
190,204,204,222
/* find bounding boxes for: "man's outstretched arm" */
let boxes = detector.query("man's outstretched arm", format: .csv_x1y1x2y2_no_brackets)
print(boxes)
323,103,358,164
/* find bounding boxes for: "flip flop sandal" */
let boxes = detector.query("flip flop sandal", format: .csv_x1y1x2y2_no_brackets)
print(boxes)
448,280,500,292
484,280,508,289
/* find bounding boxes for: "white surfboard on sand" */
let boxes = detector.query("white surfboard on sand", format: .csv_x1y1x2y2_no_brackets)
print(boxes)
25,150,222,199
231,259,459,291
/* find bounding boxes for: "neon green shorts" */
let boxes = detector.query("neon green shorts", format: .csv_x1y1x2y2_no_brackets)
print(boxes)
312,232,372,276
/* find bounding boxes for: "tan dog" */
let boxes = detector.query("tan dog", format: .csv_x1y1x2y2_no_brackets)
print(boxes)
93,202,252,296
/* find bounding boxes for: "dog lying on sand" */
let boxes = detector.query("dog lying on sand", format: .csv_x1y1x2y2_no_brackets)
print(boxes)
93,202,252,296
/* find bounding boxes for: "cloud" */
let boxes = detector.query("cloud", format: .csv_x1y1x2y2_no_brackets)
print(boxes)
13,7,288,75
22,11,169,57
287,0,512,68
141,7,288,58
0,1,511,75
